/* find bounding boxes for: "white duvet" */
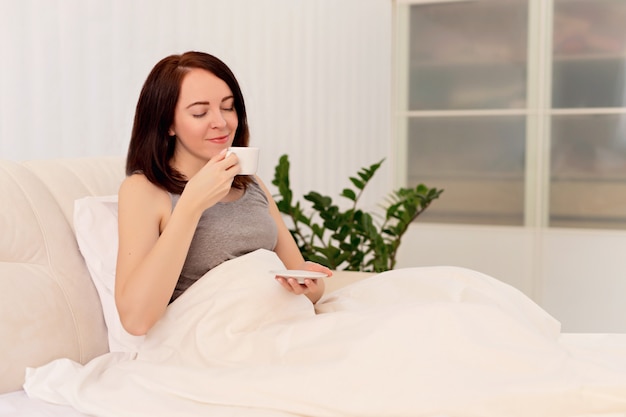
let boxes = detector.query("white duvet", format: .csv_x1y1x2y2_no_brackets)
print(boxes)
24,249,626,417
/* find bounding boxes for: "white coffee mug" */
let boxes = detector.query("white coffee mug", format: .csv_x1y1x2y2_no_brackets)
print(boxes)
227,147,260,175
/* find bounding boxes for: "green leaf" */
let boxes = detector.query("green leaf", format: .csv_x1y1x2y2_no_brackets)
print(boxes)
332,225,351,242
311,223,325,239
357,159,384,182
341,188,357,201
349,177,364,190
304,191,334,211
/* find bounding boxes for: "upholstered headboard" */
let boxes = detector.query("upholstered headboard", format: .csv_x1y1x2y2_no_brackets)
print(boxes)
0,156,125,393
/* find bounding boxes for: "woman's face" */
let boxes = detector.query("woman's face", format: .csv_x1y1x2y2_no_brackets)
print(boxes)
169,68,238,167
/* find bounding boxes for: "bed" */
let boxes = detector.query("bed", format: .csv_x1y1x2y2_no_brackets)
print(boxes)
2,156,626,417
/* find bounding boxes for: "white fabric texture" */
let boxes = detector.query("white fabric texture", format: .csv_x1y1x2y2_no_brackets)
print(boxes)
0,390,89,417
23,249,626,417
73,195,145,352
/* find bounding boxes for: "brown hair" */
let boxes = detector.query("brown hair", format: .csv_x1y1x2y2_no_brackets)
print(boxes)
126,51,252,194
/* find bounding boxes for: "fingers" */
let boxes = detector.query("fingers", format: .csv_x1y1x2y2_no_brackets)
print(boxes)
225,154,242,175
215,148,229,160
200,151,240,180
216,152,242,176
302,261,333,277
207,149,237,168
275,277,317,295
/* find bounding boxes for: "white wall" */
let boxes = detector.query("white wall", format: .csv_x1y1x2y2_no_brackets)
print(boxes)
0,0,392,208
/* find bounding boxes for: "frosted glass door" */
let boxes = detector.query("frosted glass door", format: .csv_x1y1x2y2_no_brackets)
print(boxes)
550,0,626,229
403,0,528,225
408,116,526,225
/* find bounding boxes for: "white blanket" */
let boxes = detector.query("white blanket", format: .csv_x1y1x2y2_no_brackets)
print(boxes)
24,249,626,417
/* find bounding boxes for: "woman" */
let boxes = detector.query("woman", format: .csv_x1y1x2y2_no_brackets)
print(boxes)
115,51,331,336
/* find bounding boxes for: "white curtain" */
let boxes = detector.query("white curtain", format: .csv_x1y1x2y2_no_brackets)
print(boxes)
0,0,392,207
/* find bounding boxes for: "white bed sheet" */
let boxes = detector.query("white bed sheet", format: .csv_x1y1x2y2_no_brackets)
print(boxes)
5,330,626,417
5,334,626,417
0,390,88,417
21,249,626,417
12,250,626,416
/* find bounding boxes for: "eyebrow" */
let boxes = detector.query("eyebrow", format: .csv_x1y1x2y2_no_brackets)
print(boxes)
185,95,234,109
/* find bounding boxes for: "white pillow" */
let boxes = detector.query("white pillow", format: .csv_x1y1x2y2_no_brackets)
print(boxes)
74,195,144,352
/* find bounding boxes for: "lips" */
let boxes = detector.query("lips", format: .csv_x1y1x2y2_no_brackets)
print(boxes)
208,135,230,144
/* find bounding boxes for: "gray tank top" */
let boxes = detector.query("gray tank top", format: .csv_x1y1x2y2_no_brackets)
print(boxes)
169,180,278,302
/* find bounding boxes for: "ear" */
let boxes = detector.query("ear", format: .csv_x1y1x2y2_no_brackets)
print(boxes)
168,127,175,136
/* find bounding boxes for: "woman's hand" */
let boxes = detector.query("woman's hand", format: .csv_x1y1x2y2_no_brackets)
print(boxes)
180,150,241,214
274,261,332,304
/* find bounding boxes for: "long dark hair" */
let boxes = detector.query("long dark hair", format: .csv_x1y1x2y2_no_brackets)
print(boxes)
126,51,252,194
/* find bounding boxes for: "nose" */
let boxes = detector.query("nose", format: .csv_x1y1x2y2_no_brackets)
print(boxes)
209,110,227,128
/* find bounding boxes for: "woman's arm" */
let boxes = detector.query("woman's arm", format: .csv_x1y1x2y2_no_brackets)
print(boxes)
255,177,332,304
115,152,240,335
115,174,202,335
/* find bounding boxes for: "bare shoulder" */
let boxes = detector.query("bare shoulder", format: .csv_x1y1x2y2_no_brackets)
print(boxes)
118,174,171,223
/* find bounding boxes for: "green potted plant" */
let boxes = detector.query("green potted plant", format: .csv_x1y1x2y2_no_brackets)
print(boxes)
272,155,443,272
